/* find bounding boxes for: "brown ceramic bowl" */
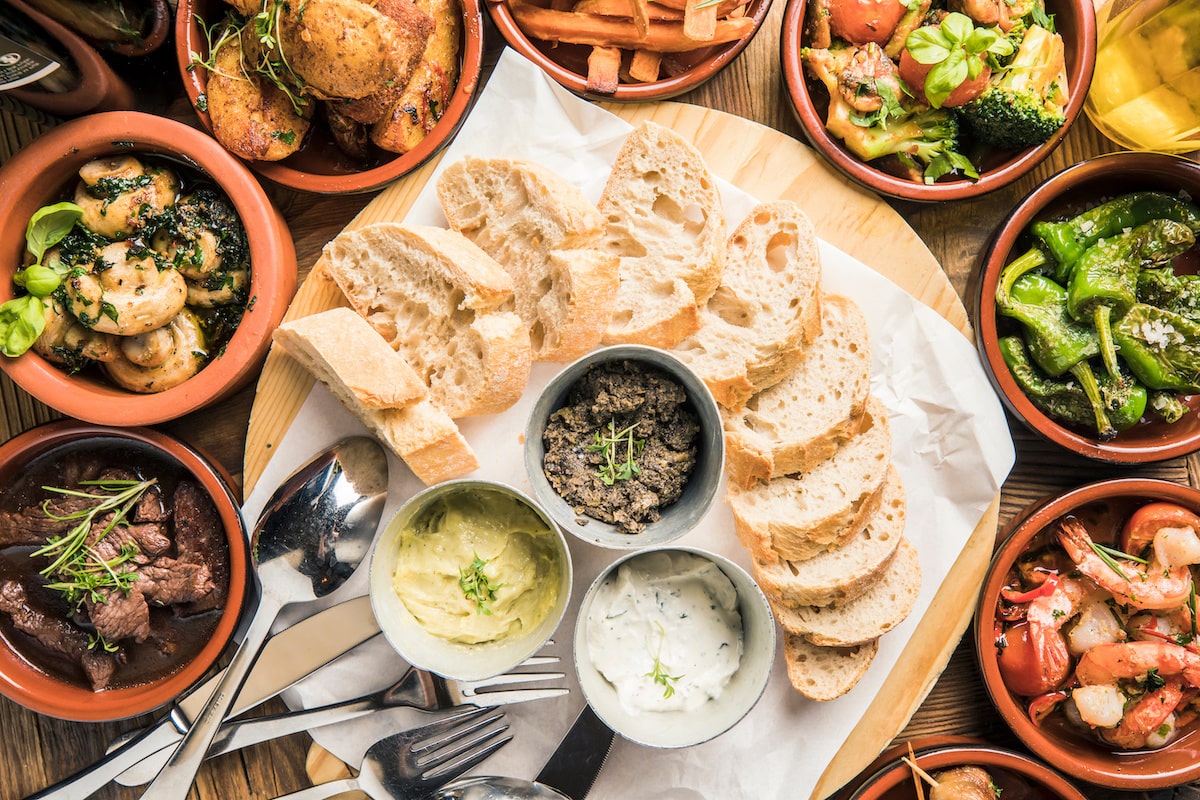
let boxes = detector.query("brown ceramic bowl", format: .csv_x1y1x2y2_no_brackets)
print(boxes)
780,0,1096,202
974,153,1200,463
0,111,297,426
976,478,1200,790
487,0,772,101
0,420,249,721
175,0,485,194
842,738,1087,800
19,0,171,57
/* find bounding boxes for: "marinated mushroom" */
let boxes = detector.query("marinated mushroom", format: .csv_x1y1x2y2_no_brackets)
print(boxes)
33,298,119,367
105,309,207,393
186,268,249,308
63,241,188,336
73,156,179,239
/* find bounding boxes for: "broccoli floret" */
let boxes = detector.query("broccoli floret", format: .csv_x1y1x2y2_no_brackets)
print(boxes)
802,46,978,185
957,23,1068,150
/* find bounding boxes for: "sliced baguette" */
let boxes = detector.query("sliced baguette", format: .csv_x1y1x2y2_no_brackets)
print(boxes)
322,222,531,419
784,634,877,701
436,157,620,362
598,121,726,348
753,465,905,608
724,293,871,487
271,318,479,486
271,308,428,409
729,396,893,562
771,537,921,647
674,200,822,410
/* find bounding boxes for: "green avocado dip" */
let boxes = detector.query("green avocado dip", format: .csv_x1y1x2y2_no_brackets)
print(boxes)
392,488,562,645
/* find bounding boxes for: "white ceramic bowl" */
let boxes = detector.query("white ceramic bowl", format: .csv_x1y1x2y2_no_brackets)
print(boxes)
369,480,572,681
524,345,724,550
573,546,774,748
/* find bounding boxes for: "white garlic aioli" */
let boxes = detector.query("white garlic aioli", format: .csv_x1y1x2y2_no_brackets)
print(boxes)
586,551,744,714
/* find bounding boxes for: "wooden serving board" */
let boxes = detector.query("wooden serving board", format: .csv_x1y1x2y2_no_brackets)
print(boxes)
244,101,999,800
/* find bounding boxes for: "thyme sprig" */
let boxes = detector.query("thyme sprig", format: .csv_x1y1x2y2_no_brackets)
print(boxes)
587,419,644,486
459,553,503,615
31,479,155,610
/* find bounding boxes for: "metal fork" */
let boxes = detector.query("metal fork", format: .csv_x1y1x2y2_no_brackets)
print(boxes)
114,655,566,786
267,707,512,800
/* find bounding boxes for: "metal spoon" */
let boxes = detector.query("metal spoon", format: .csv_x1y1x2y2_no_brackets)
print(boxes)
430,777,571,800
139,436,389,800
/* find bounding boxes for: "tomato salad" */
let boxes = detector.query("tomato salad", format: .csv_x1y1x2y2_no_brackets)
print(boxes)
801,0,1069,184
995,500,1200,750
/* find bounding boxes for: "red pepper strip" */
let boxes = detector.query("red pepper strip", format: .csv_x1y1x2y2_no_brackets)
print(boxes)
1135,626,1200,654
1028,690,1068,727
1001,573,1061,604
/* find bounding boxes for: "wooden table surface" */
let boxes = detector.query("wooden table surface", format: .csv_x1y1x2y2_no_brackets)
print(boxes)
2,3,1200,799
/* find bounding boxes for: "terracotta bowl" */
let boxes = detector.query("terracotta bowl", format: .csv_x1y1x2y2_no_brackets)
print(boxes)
975,478,1200,790
19,0,171,57
487,0,773,101
0,111,297,426
175,0,485,194
0,421,249,722
4,0,136,117
841,738,1087,800
974,153,1200,463
780,0,1096,202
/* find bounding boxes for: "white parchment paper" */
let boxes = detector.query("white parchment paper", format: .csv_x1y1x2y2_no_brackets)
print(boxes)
244,49,1016,800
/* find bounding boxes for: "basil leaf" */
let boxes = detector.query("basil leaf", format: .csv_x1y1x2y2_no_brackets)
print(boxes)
13,265,62,297
925,48,968,108
939,13,974,45
965,27,1000,54
0,295,47,357
907,27,951,64
25,202,83,264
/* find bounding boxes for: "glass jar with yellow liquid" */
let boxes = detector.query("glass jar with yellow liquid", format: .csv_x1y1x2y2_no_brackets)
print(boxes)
1084,0,1200,154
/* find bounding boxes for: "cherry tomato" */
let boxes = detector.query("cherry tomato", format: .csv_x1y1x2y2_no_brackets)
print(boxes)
996,621,1070,697
826,0,908,46
1121,502,1200,557
897,48,991,108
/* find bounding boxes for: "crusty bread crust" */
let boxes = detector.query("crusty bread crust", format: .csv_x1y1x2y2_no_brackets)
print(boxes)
272,308,428,409
675,200,822,410
724,293,871,487
771,537,921,647
437,157,619,363
752,466,905,608
784,634,877,701
322,222,531,418
379,399,480,485
728,396,893,562
599,121,726,348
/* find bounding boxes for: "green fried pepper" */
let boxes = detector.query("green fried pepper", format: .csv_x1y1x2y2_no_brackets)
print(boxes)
1113,304,1200,393
997,273,1100,377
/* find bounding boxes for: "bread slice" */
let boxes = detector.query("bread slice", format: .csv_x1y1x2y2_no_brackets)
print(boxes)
322,222,531,419
271,308,428,409
724,293,871,486
436,157,620,362
271,316,479,486
674,200,822,410
784,634,877,701
729,396,892,562
598,121,726,348
753,465,905,608
771,537,921,647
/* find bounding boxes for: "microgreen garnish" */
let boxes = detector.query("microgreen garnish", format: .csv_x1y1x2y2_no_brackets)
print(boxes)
645,622,682,699
31,479,155,610
587,419,644,486
459,553,502,615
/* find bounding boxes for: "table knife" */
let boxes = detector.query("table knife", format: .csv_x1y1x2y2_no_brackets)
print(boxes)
24,594,381,800
534,704,615,799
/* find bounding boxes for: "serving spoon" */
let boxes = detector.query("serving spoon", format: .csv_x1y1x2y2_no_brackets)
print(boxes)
139,436,389,800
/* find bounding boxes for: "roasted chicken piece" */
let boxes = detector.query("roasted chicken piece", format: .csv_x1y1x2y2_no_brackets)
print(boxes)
207,32,313,161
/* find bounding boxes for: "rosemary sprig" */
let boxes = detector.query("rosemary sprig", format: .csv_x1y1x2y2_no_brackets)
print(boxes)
587,419,645,486
459,553,503,615
31,479,155,610
1087,540,1145,582
645,622,682,699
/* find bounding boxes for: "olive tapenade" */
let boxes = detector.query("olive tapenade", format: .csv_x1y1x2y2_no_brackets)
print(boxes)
542,360,700,534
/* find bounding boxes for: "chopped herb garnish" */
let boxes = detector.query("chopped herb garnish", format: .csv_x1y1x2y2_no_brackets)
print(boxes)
587,419,644,486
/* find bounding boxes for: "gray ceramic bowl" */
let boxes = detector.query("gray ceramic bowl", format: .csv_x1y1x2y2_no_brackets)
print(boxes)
524,345,724,550
369,480,572,681
573,546,774,748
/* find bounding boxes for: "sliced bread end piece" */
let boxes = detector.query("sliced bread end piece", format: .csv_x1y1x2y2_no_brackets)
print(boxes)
784,634,878,701
378,400,480,485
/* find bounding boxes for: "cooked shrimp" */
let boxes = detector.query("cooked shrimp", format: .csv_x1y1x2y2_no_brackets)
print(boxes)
835,43,905,114
1019,575,1089,689
1058,517,1195,611
1075,641,1200,688
1104,677,1184,749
